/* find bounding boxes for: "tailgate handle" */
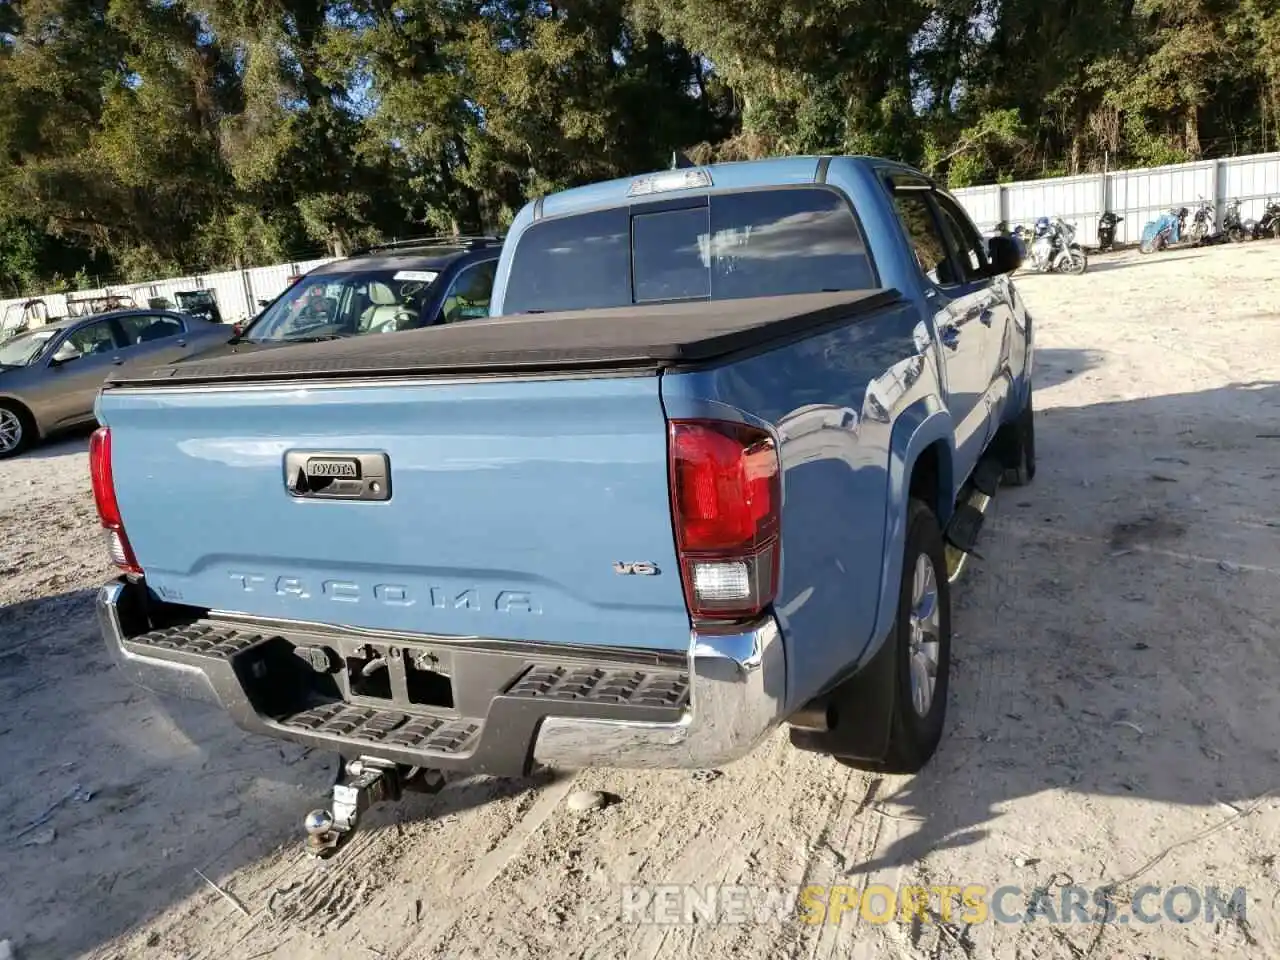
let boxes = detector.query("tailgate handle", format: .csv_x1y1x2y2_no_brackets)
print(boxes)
285,451,392,502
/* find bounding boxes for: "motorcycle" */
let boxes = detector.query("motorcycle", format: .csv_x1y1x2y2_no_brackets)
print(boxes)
1139,207,1187,254
991,221,1029,263
1097,211,1123,252
1254,198,1280,239
1222,200,1257,243
1028,216,1088,274
1185,198,1217,245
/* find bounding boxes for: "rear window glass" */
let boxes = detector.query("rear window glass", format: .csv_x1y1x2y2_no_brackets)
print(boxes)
502,210,631,313
633,207,711,302
503,187,874,314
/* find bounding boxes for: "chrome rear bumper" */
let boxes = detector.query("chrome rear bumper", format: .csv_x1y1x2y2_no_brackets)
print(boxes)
97,578,787,774
531,618,785,769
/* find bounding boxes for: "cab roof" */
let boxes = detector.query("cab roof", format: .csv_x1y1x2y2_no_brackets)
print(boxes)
532,155,930,222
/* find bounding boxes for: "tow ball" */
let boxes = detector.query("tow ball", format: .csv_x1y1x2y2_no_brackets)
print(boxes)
303,758,444,858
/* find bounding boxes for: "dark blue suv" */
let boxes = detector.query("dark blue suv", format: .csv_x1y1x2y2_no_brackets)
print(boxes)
229,237,503,349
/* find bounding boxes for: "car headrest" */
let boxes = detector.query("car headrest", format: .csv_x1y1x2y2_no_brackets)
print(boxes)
367,282,398,306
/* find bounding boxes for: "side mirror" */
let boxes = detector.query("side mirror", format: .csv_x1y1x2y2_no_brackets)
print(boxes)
50,343,78,365
987,235,1023,276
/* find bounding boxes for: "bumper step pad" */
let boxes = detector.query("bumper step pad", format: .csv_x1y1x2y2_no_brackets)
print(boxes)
508,665,690,709
131,622,275,660
280,702,481,755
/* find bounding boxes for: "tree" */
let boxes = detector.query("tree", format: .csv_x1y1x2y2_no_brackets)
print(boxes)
0,0,1276,290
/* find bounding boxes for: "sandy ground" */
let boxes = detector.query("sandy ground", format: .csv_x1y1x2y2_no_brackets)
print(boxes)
2,242,1280,960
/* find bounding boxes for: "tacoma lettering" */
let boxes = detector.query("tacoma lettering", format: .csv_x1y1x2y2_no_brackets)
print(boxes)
226,573,535,612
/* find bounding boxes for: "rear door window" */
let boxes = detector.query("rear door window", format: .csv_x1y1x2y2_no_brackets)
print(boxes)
439,259,499,323
502,187,875,314
118,314,186,345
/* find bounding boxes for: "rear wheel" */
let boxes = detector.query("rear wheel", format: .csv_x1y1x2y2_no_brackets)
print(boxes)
0,402,32,459
836,499,951,774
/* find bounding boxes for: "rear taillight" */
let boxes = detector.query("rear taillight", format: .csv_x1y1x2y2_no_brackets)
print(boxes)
89,426,141,575
668,420,781,621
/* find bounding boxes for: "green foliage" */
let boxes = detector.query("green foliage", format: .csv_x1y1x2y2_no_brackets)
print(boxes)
0,0,1276,290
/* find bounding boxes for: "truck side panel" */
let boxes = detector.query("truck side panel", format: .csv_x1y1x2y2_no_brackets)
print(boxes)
824,158,1023,498
660,297,939,710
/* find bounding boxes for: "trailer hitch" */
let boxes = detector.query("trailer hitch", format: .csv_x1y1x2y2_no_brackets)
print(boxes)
303,758,444,858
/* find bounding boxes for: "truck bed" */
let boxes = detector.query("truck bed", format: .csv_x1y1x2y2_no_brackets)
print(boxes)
105,289,901,387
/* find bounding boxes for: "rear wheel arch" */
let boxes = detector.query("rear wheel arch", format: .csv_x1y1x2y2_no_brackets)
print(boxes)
871,405,955,651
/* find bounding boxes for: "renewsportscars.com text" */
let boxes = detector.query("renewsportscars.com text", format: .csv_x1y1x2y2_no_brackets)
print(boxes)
620,883,1248,927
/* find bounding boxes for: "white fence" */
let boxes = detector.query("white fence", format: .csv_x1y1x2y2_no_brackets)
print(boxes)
0,256,337,332
953,151,1280,247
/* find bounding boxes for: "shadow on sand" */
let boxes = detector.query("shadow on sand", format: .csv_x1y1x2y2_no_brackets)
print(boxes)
844,378,1280,877
1030,348,1107,390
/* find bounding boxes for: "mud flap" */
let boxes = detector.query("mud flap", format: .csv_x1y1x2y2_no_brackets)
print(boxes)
787,630,897,762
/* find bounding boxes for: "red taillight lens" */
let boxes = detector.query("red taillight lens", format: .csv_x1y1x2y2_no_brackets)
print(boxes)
89,426,141,575
669,420,781,621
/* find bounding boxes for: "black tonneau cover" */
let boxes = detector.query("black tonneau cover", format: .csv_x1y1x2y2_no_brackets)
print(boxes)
106,289,901,388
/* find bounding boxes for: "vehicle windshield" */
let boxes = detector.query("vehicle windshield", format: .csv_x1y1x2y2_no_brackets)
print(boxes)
243,269,444,343
0,328,58,367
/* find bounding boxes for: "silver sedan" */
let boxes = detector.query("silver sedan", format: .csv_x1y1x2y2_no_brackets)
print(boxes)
0,310,232,457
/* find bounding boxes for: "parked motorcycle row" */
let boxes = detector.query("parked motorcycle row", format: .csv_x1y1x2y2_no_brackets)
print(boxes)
993,195,1280,272
1136,196,1279,254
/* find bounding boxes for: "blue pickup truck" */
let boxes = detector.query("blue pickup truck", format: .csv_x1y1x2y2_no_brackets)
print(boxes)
91,156,1033,845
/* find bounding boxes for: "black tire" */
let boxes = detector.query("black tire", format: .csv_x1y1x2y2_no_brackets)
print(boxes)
1000,390,1037,487
0,401,34,459
836,499,951,774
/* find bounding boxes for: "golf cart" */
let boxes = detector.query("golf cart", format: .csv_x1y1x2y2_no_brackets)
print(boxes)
65,292,136,318
0,299,51,341
173,289,224,325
